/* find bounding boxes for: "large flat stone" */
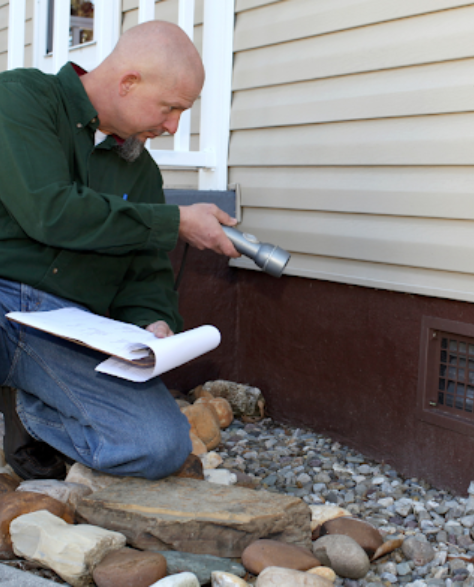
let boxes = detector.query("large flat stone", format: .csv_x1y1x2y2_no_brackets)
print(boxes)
76,477,311,557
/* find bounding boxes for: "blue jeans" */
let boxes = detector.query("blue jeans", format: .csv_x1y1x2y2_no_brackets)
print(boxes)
0,278,191,479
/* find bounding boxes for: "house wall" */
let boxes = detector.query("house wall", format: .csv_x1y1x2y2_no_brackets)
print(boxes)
229,0,474,303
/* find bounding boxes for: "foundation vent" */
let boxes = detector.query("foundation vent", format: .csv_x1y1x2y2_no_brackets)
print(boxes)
418,317,474,436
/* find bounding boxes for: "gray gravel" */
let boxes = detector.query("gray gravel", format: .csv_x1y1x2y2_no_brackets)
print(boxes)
217,417,474,587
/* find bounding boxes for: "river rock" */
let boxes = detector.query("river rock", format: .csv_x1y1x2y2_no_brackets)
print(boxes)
17,479,92,508
312,535,370,579
65,463,122,493
242,539,320,574
0,473,19,494
182,404,221,450
200,452,224,470
195,397,234,429
402,536,435,566
155,551,246,585
202,381,265,419
10,510,126,587
0,490,74,559
76,477,312,557
204,469,237,485
92,547,167,587
172,454,204,480
190,432,208,456
307,566,337,582
309,505,351,532
256,566,333,587
150,573,200,586
320,516,383,557
211,571,249,586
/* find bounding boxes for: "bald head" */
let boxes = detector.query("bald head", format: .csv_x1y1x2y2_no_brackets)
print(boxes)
82,21,205,140
109,21,204,92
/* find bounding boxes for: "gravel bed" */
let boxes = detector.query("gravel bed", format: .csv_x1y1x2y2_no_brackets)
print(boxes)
216,417,474,587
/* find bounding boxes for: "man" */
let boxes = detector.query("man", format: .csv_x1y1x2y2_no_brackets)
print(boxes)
0,21,238,480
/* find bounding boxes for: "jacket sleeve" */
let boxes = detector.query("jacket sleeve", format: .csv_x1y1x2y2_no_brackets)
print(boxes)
108,248,183,333
0,78,180,254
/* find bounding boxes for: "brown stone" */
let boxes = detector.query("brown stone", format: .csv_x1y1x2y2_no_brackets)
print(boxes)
76,477,312,558
92,547,167,587
0,473,19,495
195,397,234,429
188,385,214,402
0,491,74,559
320,516,383,557
181,404,221,450
242,539,320,574
172,454,204,480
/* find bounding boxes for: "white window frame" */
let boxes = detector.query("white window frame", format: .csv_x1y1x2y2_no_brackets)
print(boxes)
8,0,234,191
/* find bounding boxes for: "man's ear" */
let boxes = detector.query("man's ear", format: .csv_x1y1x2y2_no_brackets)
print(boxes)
119,72,141,96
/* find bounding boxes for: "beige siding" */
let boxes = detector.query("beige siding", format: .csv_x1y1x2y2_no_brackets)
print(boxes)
0,0,34,71
229,1,474,302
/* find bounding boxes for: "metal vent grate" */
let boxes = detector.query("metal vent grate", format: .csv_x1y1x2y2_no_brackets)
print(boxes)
437,335,474,416
418,317,474,437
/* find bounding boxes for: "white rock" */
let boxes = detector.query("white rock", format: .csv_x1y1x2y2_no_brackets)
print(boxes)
211,570,249,586
352,475,366,484
16,480,92,508
309,504,350,531
203,469,237,485
468,481,474,495
65,463,120,493
150,572,200,586
10,510,126,587
395,498,413,517
378,497,394,508
372,476,386,485
460,515,474,528
200,451,224,470
464,495,474,515
256,566,333,586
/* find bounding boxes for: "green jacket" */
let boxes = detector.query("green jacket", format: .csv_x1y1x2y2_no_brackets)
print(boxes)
0,63,183,332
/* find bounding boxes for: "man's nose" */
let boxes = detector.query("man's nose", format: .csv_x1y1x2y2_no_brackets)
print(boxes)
163,112,182,135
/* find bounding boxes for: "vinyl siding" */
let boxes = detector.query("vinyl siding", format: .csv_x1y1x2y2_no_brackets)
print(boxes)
229,0,474,302
0,0,34,72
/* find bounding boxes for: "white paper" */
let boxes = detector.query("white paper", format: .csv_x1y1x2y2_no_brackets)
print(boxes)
6,308,221,382
95,325,222,382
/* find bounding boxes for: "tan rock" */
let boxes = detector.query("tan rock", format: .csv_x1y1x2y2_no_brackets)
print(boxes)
181,404,221,450
0,473,19,495
76,477,312,557
93,547,167,587
11,510,126,587
307,566,337,582
309,505,350,532
195,397,233,429
320,516,383,557
188,385,214,401
242,539,320,574
0,491,74,559
65,463,122,493
0,449,5,468
256,566,333,587
202,380,264,418
200,451,223,470
190,432,207,456
176,399,191,409
150,572,200,586
211,571,249,586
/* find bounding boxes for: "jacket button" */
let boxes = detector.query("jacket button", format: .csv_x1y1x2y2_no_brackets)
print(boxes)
76,122,83,128
52,268,58,274
91,117,97,123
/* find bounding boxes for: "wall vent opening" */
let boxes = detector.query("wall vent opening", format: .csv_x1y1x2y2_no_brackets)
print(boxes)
418,316,474,436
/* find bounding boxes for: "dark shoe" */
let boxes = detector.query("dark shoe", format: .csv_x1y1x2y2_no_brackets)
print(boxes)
0,386,66,480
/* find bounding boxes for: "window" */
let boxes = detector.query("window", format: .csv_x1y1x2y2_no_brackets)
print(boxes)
47,1,95,54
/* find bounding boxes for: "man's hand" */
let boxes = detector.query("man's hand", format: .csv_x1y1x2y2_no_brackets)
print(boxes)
178,203,240,258
146,321,174,338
